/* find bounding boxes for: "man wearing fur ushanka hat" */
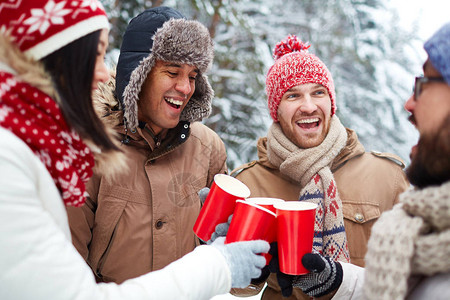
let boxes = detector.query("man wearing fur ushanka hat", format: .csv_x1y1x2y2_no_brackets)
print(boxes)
230,35,409,299
67,7,230,284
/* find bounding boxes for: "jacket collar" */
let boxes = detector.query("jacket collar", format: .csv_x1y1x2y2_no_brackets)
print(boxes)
331,128,365,171
115,120,191,159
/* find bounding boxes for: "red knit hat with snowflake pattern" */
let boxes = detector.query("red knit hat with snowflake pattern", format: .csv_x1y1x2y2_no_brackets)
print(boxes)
266,35,336,122
0,0,109,60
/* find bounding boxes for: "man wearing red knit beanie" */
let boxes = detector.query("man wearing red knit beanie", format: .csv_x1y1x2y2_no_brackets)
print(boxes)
229,35,409,300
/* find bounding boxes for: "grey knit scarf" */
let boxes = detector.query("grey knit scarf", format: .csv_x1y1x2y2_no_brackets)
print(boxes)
266,115,350,262
364,181,450,300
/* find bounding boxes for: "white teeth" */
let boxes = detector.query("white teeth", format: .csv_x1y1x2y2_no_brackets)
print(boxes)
165,97,183,106
296,118,319,124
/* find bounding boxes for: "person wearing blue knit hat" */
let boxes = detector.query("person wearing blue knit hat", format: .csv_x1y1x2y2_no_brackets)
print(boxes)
285,22,450,300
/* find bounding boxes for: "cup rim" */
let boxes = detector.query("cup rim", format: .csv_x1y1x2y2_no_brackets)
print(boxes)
214,174,251,198
246,197,285,205
236,199,277,217
274,201,318,211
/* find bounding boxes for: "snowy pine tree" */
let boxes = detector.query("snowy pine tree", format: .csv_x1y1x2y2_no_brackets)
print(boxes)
102,0,420,169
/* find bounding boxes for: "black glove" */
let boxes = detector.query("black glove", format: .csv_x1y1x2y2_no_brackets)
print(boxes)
292,253,343,298
250,264,270,285
266,242,295,298
250,242,278,285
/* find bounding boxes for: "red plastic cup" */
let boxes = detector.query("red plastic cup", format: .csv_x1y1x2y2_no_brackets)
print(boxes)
274,201,318,275
193,174,251,242
245,198,285,264
245,197,284,264
225,200,277,264
246,197,285,214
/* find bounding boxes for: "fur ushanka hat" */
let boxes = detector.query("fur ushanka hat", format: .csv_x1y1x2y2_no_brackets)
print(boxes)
115,7,214,131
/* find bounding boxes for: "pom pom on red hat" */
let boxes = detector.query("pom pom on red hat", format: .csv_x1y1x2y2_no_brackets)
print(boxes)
273,35,311,60
266,35,336,122
0,0,109,60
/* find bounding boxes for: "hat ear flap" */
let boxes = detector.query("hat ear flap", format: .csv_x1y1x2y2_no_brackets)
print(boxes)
122,55,156,130
181,74,213,122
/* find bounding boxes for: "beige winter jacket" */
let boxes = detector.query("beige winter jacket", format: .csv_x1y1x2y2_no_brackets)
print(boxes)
230,129,409,299
67,79,227,284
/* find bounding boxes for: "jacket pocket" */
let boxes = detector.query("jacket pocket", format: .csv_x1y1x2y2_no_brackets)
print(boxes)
95,212,122,282
166,172,206,207
342,200,381,267
342,201,380,224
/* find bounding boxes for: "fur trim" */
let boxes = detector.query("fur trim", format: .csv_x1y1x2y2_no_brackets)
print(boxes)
121,17,214,130
92,69,123,128
90,71,128,178
180,73,214,122
0,34,127,178
0,34,59,102
152,19,214,73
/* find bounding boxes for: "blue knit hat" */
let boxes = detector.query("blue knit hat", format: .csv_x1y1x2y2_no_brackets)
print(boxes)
424,22,450,85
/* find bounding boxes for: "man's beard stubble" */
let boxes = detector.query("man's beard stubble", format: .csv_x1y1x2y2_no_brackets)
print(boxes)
406,114,450,188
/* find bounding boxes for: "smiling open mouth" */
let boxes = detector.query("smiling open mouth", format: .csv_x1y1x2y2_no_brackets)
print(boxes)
165,97,183,109
296,118,320,129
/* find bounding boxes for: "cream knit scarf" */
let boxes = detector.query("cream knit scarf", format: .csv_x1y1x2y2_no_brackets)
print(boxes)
266,115,350,262
364,181,450,300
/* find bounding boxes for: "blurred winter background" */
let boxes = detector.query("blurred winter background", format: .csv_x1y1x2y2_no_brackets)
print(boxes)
100,0,448,298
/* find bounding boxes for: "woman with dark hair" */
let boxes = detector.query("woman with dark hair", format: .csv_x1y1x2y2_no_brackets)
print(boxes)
0,1,268,299
40,29,119,152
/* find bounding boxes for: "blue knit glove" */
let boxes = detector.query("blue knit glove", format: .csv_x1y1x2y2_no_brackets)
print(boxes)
211,237,269,288
292,253,343,297
198,187,210,205
198,187,233,244
207,214,233,245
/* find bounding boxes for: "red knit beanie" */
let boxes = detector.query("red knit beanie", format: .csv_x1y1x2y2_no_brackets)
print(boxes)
266,35,336,122
0,0,109,60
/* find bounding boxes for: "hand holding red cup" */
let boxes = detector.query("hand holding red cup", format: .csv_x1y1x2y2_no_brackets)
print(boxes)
193,174,250,242
245,197,285,263
225,200,277,265
274,201,317,275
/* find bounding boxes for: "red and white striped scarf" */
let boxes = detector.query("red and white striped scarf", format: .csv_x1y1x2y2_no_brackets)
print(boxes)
0,71,94,207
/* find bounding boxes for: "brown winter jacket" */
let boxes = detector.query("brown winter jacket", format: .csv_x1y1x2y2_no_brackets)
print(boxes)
67,81,227,284
230,129,409,299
